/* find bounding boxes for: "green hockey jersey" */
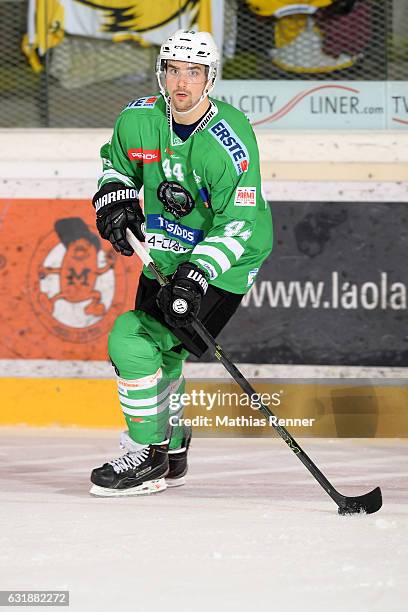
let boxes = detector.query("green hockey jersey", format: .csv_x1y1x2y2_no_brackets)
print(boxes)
98,94,273,294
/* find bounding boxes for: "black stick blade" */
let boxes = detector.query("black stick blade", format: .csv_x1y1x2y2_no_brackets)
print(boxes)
337,486,382,515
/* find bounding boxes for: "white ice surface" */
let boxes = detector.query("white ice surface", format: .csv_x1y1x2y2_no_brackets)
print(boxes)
0,429,406,612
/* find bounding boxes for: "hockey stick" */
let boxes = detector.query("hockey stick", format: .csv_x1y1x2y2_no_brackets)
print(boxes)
126,228,382,515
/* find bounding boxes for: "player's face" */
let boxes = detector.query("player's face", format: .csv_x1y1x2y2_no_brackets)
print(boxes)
165,60,208,112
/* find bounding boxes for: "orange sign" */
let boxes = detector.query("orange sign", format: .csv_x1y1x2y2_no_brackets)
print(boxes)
0,199,141,359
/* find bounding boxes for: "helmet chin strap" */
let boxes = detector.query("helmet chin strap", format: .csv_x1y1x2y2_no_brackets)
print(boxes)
167,85,212,146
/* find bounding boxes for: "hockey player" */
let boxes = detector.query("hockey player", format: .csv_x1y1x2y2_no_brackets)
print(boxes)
89,29,273,496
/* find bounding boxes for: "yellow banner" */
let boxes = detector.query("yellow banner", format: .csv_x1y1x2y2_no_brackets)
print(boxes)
24,0,220,72
1,378,407,437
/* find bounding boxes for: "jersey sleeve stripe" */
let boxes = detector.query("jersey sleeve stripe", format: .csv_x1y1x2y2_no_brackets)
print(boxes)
205,236,245,261
98,169,136,188
192,245,232,274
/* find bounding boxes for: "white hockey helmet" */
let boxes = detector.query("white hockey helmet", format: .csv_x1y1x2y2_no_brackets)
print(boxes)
156,29,220,112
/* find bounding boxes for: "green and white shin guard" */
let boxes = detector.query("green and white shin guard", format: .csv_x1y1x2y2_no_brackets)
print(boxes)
108,310,188,449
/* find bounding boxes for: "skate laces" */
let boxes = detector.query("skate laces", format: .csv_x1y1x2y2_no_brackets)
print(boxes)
109,447,150,474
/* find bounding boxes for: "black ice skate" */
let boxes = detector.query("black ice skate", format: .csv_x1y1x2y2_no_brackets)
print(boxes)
89,439,169,497
166,425,192,488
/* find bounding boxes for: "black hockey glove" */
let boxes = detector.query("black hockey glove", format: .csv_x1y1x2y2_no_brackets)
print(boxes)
92,182,145,256
157,262,209,328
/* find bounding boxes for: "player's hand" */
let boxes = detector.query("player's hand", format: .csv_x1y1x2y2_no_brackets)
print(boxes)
157,262,209,327
92,182,145,256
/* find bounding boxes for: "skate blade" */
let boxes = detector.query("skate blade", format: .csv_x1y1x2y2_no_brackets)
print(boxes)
89,477,166,497
165,476,186,488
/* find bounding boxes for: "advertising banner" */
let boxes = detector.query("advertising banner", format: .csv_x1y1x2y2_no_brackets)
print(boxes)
211,201,408,366
214,80,408,130
389,81,408,128
27,0,221,47
24,0,224,73
1,200,406,366
0,199,141,360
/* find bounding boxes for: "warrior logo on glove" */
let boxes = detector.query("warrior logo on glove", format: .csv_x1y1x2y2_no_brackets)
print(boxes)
157,181,195,219
92,182,145,256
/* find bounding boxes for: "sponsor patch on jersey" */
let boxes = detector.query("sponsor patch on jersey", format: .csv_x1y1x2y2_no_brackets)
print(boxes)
157,181,195,219
234,187,256,207
247,268,259,287
209,120,249,175
147,214,204,246
125,96,158,109
195,260,217,281
145,233,192,254
128,148,161,163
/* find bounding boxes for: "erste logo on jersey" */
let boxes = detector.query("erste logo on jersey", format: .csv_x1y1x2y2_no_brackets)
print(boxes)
125,96,158,110
128,148,161,163
209,120,249,175
234,187,256,207
147,214,204,246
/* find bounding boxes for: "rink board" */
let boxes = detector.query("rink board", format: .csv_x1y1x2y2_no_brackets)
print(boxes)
0,198,407,366
1,377,407,437
0,196,407,436
210,200,408,367
0,199,141,360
